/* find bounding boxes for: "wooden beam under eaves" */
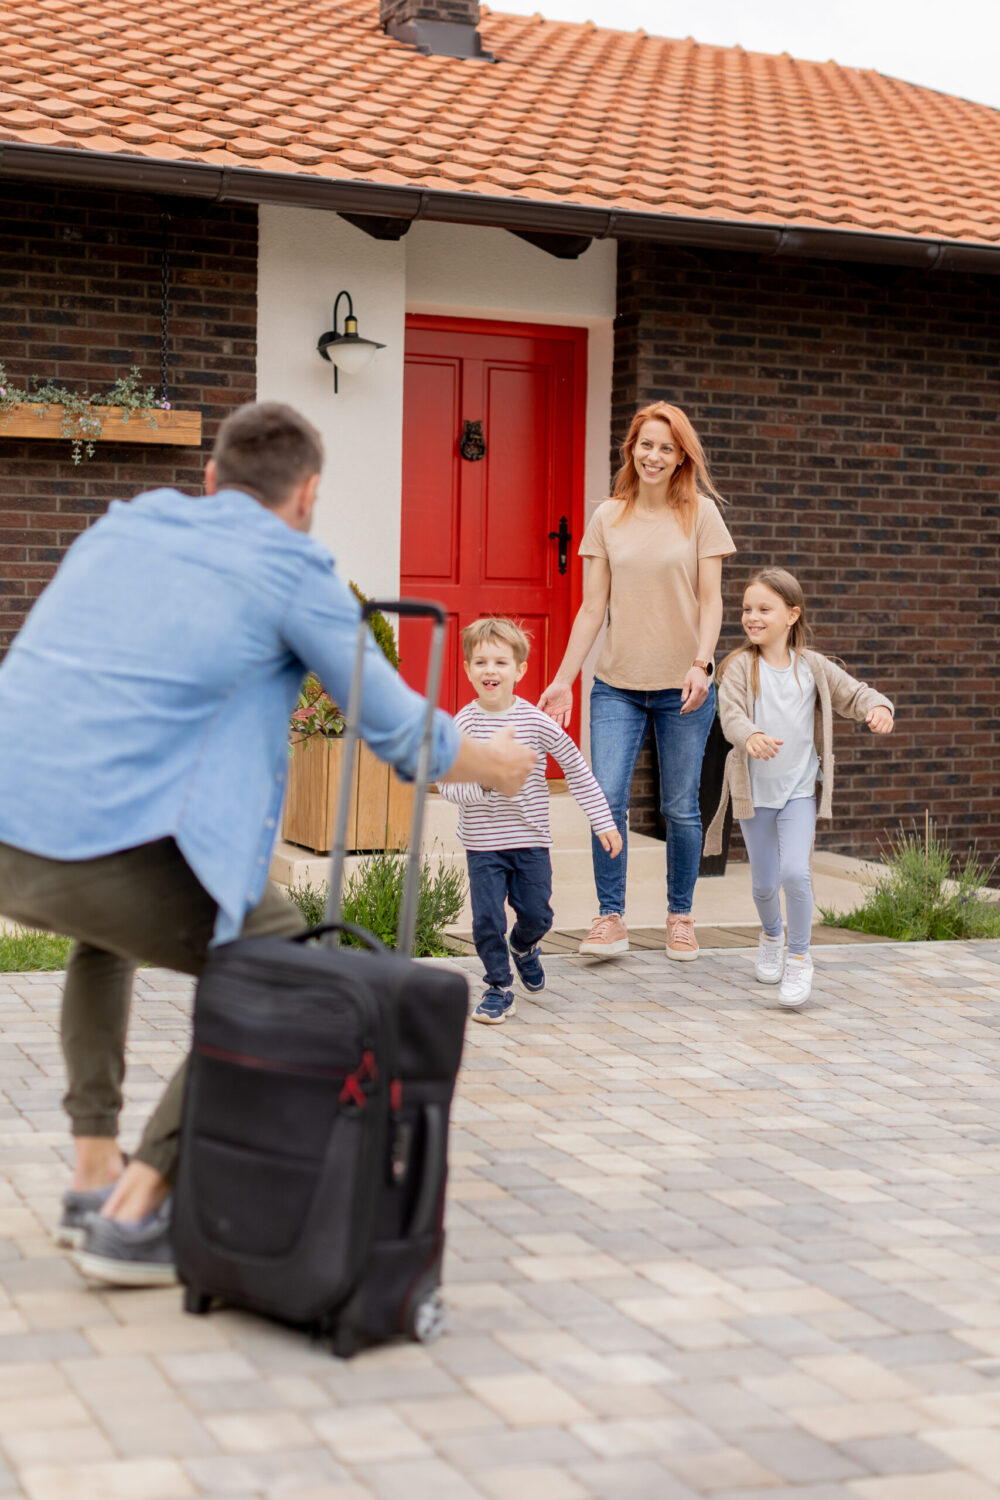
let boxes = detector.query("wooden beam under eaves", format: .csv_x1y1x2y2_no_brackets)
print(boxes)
508,229,593,260
338,212,414,241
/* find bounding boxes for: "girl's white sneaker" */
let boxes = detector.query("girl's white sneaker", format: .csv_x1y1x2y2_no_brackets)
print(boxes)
754,933,785,985
778,953,813,1009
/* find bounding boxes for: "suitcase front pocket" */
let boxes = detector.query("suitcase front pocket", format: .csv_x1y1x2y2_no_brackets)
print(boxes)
190,1135,321,1258
190,1049,347,1159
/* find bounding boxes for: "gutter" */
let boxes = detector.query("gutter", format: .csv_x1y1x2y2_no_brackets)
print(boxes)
2,141,999,275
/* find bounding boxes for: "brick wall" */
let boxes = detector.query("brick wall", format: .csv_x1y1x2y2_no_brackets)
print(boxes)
614,242,1000,864
380,0,480,26
0,183,257,651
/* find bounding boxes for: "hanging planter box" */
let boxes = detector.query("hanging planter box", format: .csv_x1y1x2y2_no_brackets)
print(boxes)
282,735,415,855
0,403,202,447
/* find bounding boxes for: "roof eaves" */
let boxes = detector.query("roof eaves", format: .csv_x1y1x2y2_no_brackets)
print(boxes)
2,140,999,275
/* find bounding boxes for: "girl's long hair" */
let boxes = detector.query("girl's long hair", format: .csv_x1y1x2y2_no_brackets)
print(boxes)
611,402,724,533
718,568,812,699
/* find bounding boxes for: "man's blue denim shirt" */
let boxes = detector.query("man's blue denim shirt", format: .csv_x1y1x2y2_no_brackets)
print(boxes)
0,487,459,942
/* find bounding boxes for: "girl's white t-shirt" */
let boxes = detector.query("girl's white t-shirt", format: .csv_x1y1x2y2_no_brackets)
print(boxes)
749,655,819,810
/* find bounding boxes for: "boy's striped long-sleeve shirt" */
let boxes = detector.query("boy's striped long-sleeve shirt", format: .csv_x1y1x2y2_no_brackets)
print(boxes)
438,697,617,851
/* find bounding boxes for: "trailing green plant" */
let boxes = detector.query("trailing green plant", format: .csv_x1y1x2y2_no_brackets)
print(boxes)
0,926,74,972
0,362,169,464
289,674,346,742
285,851,466,957
288,585,398,742
821,817,1000,941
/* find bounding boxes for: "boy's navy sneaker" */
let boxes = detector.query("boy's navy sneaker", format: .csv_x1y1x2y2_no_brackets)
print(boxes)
472,987,516,1025
509,938,545,993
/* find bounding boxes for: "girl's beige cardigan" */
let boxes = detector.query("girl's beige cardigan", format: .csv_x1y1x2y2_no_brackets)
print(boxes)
704,648,894,856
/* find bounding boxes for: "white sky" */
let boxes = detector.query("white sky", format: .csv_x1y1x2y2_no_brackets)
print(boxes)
490,0,1000,110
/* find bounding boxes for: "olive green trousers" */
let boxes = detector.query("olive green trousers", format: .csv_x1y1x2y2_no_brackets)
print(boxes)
0,838,303,1179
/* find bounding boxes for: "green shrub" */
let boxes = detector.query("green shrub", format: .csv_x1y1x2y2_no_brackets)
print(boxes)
286,851,466,957
285,880,329,928
821,820,1000,941
349,583,399,671
0,926,74,972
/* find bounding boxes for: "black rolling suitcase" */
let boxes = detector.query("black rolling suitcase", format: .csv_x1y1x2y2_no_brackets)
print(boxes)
172,600,469,1356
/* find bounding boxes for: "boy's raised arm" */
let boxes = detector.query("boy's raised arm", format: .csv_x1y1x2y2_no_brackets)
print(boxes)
536,714,618,839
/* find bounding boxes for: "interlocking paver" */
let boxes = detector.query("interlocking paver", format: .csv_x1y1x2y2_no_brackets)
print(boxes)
0,942,998,1497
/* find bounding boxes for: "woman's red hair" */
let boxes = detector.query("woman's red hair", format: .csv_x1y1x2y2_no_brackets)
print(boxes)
611,402,724,533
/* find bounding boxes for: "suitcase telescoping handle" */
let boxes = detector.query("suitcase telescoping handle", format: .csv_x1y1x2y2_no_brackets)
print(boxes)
324,599,447,958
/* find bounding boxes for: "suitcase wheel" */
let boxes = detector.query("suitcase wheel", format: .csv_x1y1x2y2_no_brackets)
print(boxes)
183,1287,212,1316
331,1323,359,1359
409,1290,446,1344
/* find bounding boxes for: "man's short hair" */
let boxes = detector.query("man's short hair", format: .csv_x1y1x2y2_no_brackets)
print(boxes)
211,402,324,507
461,616,531,665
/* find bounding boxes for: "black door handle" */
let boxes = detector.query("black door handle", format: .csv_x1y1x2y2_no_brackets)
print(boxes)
548,515,571,575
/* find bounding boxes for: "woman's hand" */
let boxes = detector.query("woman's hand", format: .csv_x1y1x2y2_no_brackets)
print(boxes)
538,678,573,727
867,706,894,734
746,731,783,760
597,827,623,858
679,664,711,715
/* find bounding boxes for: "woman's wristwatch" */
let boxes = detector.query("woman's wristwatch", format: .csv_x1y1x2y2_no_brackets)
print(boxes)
692,659,714,677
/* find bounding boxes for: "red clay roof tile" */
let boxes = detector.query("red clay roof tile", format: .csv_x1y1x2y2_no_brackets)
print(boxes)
1,0,998,245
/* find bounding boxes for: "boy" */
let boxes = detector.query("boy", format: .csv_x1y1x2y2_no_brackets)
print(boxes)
439,617,622,1024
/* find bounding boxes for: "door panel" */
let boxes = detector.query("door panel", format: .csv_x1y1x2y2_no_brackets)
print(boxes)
483,364,550,583
400,356,461,583
400,317,586,773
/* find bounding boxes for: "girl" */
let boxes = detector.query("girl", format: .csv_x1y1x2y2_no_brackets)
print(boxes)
538,403,735,961
705,569,894,1007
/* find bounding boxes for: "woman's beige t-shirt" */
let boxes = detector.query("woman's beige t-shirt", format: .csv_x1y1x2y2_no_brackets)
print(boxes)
579,495,736,691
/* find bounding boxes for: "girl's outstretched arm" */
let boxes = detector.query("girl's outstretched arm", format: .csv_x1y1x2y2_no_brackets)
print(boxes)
823,658,895,725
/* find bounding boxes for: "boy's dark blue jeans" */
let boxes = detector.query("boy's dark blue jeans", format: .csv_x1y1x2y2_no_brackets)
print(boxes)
467,847,553,989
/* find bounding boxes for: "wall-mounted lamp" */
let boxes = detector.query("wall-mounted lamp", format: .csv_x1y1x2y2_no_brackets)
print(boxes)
317,290,385,393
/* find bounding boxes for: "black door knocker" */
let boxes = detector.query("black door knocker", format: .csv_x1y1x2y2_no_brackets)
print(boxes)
549,514,571,575
459,419,486,461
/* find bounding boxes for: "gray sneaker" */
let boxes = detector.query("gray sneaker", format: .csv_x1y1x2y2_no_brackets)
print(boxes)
56,1181,117,1249
74,1199,177,1287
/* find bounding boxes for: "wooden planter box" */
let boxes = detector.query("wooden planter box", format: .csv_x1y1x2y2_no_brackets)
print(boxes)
0,403,202,446
281,735,415,855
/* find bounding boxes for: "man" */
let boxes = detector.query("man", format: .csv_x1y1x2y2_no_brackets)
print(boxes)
0,402,534,1285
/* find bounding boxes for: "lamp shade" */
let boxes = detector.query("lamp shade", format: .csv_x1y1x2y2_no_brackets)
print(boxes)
327,338,379,375
317,308,385,384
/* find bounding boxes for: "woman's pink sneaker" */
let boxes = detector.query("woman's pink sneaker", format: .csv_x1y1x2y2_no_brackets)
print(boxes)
579,913,629,957
666,914,699,961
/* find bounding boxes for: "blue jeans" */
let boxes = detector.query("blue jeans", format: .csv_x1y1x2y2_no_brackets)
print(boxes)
739,796,817,955
589,679,716,918
467,848,554,989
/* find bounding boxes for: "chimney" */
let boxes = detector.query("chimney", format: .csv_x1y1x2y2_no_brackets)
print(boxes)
380,0,493,60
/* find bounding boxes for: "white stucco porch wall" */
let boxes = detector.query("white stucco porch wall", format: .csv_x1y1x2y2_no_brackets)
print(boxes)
257,206,407,598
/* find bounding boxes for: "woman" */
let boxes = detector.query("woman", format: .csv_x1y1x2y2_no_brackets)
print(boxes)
538,402,735,960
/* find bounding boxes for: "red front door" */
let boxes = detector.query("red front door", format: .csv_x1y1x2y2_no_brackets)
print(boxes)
399,316,587,762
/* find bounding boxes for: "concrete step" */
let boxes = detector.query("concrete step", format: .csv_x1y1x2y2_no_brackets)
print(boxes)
270,792,886,933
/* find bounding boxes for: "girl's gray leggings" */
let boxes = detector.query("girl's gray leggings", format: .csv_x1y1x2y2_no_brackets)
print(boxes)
739,795,817,955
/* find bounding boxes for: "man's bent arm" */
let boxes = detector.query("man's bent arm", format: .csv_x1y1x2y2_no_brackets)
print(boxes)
283,561,459,780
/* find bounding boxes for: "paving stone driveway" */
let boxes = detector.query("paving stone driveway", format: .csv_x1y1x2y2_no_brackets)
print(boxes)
1,941,999,1500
